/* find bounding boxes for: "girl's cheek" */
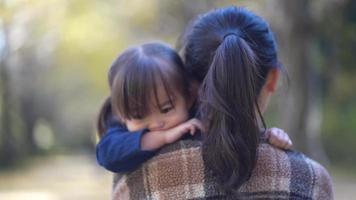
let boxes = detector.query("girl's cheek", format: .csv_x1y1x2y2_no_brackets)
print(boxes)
126,120,146,132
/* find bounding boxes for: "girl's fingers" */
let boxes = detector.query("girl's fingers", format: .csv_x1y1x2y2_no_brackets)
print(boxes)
190,125,196,135
180,126,189,135
268,129,285,149
288,138,293,146
268,127,280,138
265,129,271,137
269,133,277,145
266,127,293,150
278,130,288,149
282,131,288,142
283,130,292,145
282,131,292,149
190,119,206,133
269,129,279,140
183,123,192,134
285,137,292,149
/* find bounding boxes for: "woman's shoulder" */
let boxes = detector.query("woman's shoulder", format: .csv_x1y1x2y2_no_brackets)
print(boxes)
112,139,205,199
112,140,333,200
247,143,333,199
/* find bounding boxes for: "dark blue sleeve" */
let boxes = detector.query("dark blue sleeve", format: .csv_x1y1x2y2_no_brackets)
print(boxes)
96,121,157,173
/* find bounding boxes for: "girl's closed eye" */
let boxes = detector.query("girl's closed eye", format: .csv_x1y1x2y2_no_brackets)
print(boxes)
159,98,176,114
161,104,174,114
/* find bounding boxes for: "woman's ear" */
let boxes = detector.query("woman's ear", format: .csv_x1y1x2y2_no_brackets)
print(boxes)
258,68,280,114
265,68,280,93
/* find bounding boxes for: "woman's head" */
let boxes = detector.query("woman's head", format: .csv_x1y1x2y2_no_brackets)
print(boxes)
97,42,191,136
179,6,281,191
181,6,279,90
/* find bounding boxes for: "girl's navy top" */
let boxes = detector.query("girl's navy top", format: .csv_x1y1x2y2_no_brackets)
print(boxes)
96,103,199,173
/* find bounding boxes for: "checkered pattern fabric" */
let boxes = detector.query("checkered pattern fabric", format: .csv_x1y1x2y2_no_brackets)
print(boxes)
112,139,333,200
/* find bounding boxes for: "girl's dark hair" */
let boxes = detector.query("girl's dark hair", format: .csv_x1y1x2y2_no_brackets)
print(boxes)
181,6,280,192
97,42,189,138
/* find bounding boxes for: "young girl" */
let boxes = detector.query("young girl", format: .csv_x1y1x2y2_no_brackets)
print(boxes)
96,42,292,173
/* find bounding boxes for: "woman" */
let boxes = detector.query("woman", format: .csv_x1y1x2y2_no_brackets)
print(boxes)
112,6,333,200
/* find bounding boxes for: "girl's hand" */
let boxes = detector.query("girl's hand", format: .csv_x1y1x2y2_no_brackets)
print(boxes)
140,118,205,151
163,118,205,144
266,127,292,150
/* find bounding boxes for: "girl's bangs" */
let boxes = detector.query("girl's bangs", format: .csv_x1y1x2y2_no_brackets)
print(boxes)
112,59,178,120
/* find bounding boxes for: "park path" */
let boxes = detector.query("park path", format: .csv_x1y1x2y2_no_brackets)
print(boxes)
0,154,112,200
0,154,354,199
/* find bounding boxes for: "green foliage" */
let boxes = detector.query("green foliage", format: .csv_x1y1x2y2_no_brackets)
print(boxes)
0,0,355,170
317,0,356,167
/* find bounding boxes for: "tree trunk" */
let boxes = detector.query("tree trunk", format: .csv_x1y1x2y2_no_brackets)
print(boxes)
0,29,17,166
266,0,329,164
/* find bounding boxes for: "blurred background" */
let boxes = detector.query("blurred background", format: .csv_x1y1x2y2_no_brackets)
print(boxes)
0,0,355,199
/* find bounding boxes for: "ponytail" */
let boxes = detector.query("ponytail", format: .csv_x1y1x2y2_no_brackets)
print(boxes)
96,96,112,138
200,35,260,191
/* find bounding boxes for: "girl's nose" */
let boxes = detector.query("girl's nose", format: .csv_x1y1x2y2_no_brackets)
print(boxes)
156,121,165,129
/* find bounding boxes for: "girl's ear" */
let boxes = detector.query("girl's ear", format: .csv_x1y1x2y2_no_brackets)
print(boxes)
265,68,280,93
187,80,200,108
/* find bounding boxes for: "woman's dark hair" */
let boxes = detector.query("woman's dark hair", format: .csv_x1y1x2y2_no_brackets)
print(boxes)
180,6,280,192
97,42,189,137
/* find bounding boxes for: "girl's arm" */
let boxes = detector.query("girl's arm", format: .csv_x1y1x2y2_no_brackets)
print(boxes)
96,118,204,173
96,121,156,173
140,118,204,150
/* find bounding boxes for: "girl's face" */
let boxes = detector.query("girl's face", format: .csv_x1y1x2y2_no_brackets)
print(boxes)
123,85,190,132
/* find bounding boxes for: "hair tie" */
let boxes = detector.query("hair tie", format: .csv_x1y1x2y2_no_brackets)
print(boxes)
223,32,239,39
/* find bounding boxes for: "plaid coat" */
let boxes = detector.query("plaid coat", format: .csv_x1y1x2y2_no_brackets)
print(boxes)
112,139,333,200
